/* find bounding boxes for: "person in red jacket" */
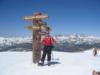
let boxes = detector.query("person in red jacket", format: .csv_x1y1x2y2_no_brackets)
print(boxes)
39,33,56,66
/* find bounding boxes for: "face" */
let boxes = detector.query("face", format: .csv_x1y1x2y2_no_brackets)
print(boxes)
45,33,50,37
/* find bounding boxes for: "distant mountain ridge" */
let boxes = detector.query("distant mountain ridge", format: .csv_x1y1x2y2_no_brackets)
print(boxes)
0,34,100,52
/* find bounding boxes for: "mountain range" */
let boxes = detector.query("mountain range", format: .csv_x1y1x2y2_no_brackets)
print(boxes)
0,34,100,52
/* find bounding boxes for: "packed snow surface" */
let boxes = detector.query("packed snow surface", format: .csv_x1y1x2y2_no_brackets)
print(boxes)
0,50,100,75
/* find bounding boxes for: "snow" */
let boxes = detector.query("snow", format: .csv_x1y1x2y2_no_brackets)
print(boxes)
0,37,31,46
0,50,100,75
0,34,100,47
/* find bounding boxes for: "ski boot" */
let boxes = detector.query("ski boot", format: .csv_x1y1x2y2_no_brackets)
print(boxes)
47,61,51,66
38,61,44,66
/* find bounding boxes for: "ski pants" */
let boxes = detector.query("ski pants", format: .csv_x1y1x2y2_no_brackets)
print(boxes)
41,45,53,62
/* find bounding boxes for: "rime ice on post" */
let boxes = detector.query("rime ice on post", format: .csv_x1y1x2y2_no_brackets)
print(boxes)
24,12,51,63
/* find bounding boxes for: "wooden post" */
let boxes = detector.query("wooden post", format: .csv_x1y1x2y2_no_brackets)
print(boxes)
32,20,41,63
24,12,51,63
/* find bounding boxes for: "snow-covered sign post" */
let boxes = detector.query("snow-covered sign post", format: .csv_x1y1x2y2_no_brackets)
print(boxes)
24,12,51,63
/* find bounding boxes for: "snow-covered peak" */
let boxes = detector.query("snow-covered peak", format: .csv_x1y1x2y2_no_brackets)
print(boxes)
0,34,100,48
0,36,32,46
53,34,100,44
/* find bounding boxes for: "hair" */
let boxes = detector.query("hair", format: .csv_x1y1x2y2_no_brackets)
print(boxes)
34,12,42,16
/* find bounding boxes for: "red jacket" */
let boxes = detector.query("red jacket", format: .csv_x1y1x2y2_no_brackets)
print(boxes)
42,36,55,46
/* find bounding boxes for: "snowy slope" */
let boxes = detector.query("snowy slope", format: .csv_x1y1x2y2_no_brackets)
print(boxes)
0,50,100,75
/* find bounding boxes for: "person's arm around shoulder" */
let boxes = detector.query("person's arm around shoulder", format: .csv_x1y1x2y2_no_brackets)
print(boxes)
51,36,56,45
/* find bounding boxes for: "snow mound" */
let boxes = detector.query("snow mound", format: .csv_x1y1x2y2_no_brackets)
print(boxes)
0,50,100,75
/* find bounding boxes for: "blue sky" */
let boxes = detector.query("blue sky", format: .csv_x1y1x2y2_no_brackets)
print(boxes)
0,0,100,37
